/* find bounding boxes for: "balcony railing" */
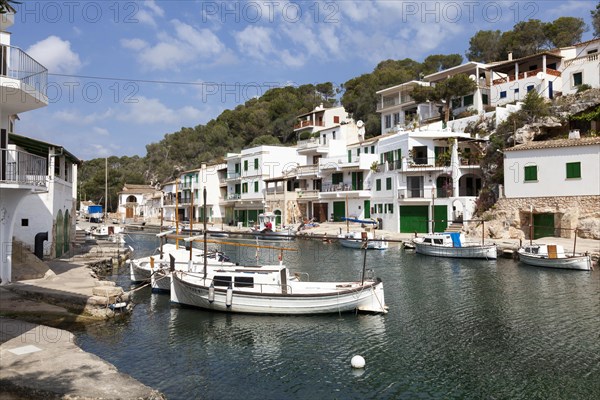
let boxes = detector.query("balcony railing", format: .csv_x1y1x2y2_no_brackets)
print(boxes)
227,193,241,200
398,188,426,199
294,120,324,129
1,45,48,95
0,148,47,185
563,53,599,67
492,68,560,85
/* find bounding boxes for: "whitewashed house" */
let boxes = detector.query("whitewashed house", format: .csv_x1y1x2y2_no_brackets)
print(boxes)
559,38,600,95
117,183,156,222
223,146,304,227
1,12,52,283
370,128,485,233
268,111,361,223
173,163,227,226
502,136,600,238
10,135,80,260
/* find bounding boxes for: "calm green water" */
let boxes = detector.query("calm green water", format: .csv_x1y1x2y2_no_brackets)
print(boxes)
75,234,600,400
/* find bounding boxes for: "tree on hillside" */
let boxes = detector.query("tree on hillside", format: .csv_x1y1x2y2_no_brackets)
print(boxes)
410,74,477,123
466,30,503,62
592,1,600,37
544,17,588,48
341,58,425,136
499,19,548,59
421,54,463,75
0,0,20,13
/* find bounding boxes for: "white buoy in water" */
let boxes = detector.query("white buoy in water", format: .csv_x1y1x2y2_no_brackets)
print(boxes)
351,355,365,369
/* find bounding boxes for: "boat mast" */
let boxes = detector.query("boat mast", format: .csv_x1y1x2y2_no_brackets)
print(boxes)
104,157,107,223
529,205,533,245
189,178,194,261
175,178,179,249
572,228,578,256
203,187,208,278
346,194,349,233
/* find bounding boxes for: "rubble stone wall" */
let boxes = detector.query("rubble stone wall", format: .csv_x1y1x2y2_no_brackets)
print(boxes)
468,195,600,240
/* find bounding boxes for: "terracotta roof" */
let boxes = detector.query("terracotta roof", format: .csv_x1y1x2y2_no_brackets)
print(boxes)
505,137,600,151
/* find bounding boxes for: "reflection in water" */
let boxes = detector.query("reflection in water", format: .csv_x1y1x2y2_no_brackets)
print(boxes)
75,235,600,400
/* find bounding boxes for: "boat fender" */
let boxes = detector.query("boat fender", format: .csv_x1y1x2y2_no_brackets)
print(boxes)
208,283,215,303
226,285,233,307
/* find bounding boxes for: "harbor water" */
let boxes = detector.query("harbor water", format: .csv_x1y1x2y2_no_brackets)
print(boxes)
75,233,600,399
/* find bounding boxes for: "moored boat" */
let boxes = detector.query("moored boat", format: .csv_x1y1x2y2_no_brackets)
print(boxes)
170,264,388,315
250,212,295,241
518,244,592,271
337,230,388,250
412,232,497,259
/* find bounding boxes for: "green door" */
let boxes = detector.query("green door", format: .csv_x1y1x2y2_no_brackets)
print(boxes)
248,210,259,227
433,205,448,232
533,213,555,239
333,201,346,222
55,210,64,257
364,200,371,219
400,205,428,233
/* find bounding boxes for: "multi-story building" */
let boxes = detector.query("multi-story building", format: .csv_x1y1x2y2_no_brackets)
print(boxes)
2,13,83,276
160,163,227,227
559,38,600,96
222,145,304,227
370,128,485,233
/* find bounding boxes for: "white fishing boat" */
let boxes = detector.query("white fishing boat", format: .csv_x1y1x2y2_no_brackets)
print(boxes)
412,232,497,259
337,230,388,250
250,212,295,241
129,231,232,289
170,264,388,315
518,244,592,271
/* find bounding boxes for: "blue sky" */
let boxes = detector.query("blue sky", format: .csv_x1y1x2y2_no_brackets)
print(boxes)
8,0,597,160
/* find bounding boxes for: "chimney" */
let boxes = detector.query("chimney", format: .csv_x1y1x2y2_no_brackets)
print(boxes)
508,52,513,61
568,130,580,139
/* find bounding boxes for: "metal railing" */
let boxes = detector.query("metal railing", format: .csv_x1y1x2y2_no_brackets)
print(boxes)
0,148,47,185
0,45,48,95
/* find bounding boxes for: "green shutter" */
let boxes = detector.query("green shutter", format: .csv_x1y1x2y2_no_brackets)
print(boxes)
254,181,259,192
244,160,248,171
380,154,384,164
566,162,581,179
524,165,537,181
376,179,381,191
386,177,392,190
254,158,258,169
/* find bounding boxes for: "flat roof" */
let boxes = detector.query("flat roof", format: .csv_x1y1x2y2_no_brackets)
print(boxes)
9,133,81,164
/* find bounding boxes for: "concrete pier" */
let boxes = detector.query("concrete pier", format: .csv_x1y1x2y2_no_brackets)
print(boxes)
0,318,164,399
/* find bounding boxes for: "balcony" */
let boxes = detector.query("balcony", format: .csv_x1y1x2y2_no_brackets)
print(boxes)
226,172,241,181
563,53,599,67
226,193,241,200
1,45,48,114
405,156,451,170
296,164,319,177
377,93,415,111
398,188,427,199
492,68,560,85
0,148,47,186
294,120,325,130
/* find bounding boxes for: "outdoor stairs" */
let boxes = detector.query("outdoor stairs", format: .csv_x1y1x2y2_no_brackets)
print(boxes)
75,229,87,245
445,223,463,233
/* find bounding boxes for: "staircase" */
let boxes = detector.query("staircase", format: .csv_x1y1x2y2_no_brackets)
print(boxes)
445,223,463,233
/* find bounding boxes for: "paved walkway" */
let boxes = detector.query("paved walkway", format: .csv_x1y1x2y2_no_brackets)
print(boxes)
0,318,164,399
0,254,163,399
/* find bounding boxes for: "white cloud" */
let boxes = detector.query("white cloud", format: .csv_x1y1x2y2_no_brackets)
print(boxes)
126,20,230,70
234,26,275,61
53,109,114,125
120,38,148,51
92,127,110,136
26,36,81,74
135,0,166,27
115,96,203,125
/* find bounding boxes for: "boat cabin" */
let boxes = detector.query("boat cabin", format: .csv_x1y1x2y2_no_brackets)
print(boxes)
520,244,567,258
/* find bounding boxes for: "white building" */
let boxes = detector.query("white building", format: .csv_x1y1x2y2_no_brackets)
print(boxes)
158,163,227,227
10,135,80,260
117,183,157,222
370,129,485,233
223,146,304,227
558,38,600,96
503,137,600,198
0,12,53,283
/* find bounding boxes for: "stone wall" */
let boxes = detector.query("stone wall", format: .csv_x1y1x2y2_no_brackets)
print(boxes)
467,195,600,240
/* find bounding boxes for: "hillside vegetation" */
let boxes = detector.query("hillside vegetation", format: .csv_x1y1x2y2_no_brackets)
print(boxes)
78,11,597,211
